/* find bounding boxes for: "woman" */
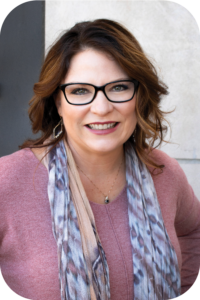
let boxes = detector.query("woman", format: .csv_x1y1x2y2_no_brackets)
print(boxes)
0,19,199,300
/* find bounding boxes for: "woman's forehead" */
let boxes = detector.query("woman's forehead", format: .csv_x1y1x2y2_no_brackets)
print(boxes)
63,48,128,84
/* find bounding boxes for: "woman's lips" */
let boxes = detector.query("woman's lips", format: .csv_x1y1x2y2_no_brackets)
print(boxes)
85,122,119,135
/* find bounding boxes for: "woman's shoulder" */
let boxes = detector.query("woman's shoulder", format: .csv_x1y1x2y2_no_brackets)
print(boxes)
0,148,48,212
148,148,196,203
0,148,36,172
149,148,200,221
148,148,182,178
0,148,46,186
149,148,200,215
0,147,34,162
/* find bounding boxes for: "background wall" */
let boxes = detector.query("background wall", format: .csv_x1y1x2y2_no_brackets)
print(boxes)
0,1,44,156
45,0,200,199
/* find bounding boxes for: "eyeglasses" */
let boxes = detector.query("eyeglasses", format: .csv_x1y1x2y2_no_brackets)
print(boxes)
59,79,139,105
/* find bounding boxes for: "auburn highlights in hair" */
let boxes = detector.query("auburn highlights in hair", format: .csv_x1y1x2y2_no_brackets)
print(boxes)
21,19,169,169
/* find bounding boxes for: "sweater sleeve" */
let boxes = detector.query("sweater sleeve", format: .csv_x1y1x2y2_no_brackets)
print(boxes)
174,163,200,294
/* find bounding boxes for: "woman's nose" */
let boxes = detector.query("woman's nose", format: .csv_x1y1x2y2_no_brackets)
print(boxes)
90,90,114,115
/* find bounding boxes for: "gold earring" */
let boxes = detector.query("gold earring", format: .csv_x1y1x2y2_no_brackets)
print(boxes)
53,118,63,139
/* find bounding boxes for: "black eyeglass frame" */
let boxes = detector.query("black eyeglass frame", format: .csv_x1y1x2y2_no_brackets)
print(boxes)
59,79,139,105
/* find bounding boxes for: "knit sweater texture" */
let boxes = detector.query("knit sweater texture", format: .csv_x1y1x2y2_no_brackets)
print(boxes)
0,148,200,300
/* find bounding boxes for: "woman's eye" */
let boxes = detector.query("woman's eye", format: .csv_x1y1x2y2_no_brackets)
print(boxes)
71,88,89,95
112,85,128,92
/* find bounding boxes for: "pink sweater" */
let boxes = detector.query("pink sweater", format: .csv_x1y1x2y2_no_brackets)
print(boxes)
0,148,200,300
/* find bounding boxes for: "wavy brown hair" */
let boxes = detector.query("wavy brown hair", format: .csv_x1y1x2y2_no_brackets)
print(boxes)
21,19,169,169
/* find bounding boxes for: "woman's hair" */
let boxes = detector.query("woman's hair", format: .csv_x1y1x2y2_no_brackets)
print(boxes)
21,19,169,170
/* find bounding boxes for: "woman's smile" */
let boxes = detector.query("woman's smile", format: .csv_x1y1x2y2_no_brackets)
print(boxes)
86,121,117,129
85,122,120,135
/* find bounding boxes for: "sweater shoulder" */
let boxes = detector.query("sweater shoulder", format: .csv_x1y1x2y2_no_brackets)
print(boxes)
0,148,47,189
0,148,36,176
148,148,192,203
0,148,35,165
148,149,198,220
148,148,182,177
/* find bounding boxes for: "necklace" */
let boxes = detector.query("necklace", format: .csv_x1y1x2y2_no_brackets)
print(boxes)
77,159,123,204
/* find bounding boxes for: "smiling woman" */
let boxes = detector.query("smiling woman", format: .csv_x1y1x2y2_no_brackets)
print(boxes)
0,19,200,300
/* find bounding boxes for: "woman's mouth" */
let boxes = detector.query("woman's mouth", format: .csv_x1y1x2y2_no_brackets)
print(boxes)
87,122,117,130
85,122,119,135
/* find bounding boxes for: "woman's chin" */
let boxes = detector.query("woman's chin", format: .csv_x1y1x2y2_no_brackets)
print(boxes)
84,141,124,156
66,135,125,157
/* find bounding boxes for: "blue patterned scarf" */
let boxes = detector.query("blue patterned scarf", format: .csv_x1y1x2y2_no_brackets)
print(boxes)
46,139,180,300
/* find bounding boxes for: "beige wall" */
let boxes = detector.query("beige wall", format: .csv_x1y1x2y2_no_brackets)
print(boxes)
45,0,200,199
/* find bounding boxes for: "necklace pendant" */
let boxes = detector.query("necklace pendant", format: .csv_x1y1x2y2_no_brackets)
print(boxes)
105,196,109,204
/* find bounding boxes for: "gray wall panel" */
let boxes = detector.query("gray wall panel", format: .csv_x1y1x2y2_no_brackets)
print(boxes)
0,1,44,157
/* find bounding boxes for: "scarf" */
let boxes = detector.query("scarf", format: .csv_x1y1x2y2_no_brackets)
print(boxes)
45,139,180,300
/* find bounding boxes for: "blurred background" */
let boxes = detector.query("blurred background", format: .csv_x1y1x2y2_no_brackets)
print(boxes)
0,0,200,199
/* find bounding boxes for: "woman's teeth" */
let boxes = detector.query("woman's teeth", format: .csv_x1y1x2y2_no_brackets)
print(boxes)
88,122,117,130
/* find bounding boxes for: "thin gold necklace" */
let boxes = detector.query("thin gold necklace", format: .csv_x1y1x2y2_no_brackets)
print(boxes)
77,159,123,204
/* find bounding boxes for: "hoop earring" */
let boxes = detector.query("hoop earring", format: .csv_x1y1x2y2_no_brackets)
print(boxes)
53,118,63,139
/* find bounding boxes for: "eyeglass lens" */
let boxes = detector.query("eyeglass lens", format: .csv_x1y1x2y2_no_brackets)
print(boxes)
64,81,135,104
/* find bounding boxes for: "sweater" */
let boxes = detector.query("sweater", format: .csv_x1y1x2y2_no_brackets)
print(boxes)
0,148,200,300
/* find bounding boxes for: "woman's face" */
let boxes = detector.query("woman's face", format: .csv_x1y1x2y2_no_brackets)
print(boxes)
55,48,137,156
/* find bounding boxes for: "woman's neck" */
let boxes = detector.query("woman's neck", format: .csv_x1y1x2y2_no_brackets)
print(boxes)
66,138,127,204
